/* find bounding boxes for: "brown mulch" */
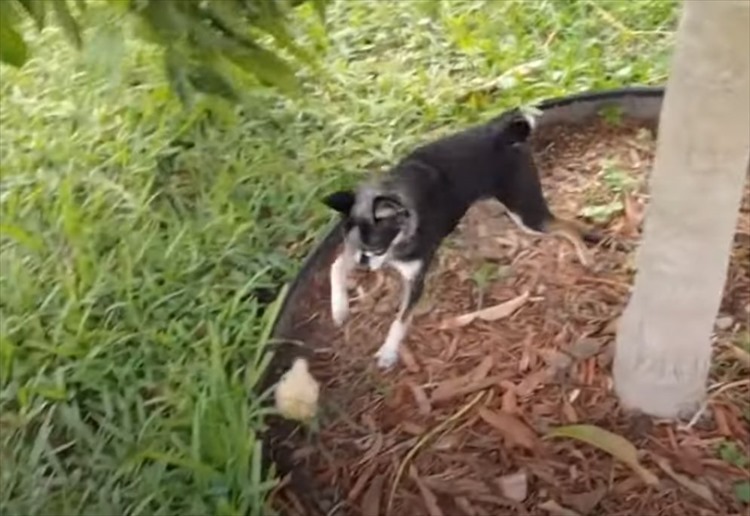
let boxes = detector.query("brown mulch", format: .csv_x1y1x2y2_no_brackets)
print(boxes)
271,117,750,516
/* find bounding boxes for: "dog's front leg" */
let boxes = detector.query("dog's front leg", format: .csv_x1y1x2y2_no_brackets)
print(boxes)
330,247,355,327
375,259,427,370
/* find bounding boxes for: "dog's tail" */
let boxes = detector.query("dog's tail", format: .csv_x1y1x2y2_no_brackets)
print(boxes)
491,108,537,147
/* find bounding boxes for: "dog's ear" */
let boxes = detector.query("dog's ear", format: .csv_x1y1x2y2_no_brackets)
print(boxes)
373,195,408,222
499,112,536,146
322,190,355,215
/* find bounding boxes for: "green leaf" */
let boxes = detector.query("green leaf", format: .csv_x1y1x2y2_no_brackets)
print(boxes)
164,47,194,107
16,0,47,30
224,43,300,95
734,480,750,505
51,0,82,48
415,0,442,19
599,104,624,126
0,224,44,251
0,18,28,67
579,201,623,223
189,20,300,95
545,424,660,486
311,0,328,23
216,0,317,68
0,0,23,26
187,63,238,102
717,440,750,468
0,336,16,382
138,0,185,44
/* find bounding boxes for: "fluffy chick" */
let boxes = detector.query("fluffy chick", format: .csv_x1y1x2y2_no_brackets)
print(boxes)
274,357,320,423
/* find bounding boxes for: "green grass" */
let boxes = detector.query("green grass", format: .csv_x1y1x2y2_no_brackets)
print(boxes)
0,0,677,513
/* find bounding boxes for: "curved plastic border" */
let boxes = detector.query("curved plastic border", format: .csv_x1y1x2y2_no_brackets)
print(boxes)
260,85,665,511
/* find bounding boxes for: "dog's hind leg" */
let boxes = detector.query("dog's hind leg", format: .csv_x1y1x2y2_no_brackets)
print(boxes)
330,246,355,327
496,149,594,266
374,258,429,370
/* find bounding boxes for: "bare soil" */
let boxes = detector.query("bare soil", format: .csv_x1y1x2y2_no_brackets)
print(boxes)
270,117,750,516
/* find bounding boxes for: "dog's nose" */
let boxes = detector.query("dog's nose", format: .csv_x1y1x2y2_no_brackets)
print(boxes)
358,254,369,266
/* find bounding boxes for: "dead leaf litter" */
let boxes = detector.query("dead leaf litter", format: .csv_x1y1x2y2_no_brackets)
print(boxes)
272,118,750,516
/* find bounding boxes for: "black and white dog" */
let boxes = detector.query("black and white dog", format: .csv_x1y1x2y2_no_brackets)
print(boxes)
322,109,603,369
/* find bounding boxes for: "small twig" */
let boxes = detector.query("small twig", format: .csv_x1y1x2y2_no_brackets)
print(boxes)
321,398,371,434
385,391,486,516
708,378,750,395
680,379,750,430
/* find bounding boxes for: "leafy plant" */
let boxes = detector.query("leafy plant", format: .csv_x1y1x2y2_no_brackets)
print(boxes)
717,440,750,468
579,200,624,223
734,480,750,505
471,262,501,309
579,159,638,223
602,159,639,194
0,0,329,105
599,104,624,126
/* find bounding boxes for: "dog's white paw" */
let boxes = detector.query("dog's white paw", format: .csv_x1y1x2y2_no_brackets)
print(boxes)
374,346,398,370
330,290,349,327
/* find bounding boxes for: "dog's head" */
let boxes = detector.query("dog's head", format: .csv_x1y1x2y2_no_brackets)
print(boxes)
322,187,411,269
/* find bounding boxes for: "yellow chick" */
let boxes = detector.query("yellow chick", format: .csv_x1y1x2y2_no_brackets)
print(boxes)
274,357,320,423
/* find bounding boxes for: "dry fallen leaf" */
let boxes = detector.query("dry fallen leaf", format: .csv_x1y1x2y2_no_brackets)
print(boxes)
409,466,444,516
471,356,495,382
401,421,427,435
431,374,511,404
407,380,432,416
497,470,528,502
501,386,518,414
539,499,581,516
600,317,619,335
479,408,539,450
454,496,477,516
440,291,530,329
622,193,644,236
516,369,553,397
569,338,604,361
399,344,421,373
433,434,459,451
712,403,733,437
430,357,493,401
655,457,716,506
562,399,579,423
562,486,607,515
348,462,378,502
544,424,660,486
540,348,574,371
728,343,750,369
519,348,533,372
361,474,385,516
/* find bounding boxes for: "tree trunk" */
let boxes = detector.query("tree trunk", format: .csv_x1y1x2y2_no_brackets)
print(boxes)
613,0,750,419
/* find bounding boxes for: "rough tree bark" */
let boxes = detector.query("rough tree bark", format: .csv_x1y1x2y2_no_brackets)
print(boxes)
614,0,750,419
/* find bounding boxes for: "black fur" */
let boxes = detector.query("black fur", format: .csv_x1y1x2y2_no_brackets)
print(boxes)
322,190,355,215
340,109,554,262
322,108,599,368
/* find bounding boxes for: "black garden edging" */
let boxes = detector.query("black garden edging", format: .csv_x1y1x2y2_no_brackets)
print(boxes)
258,85,665,514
